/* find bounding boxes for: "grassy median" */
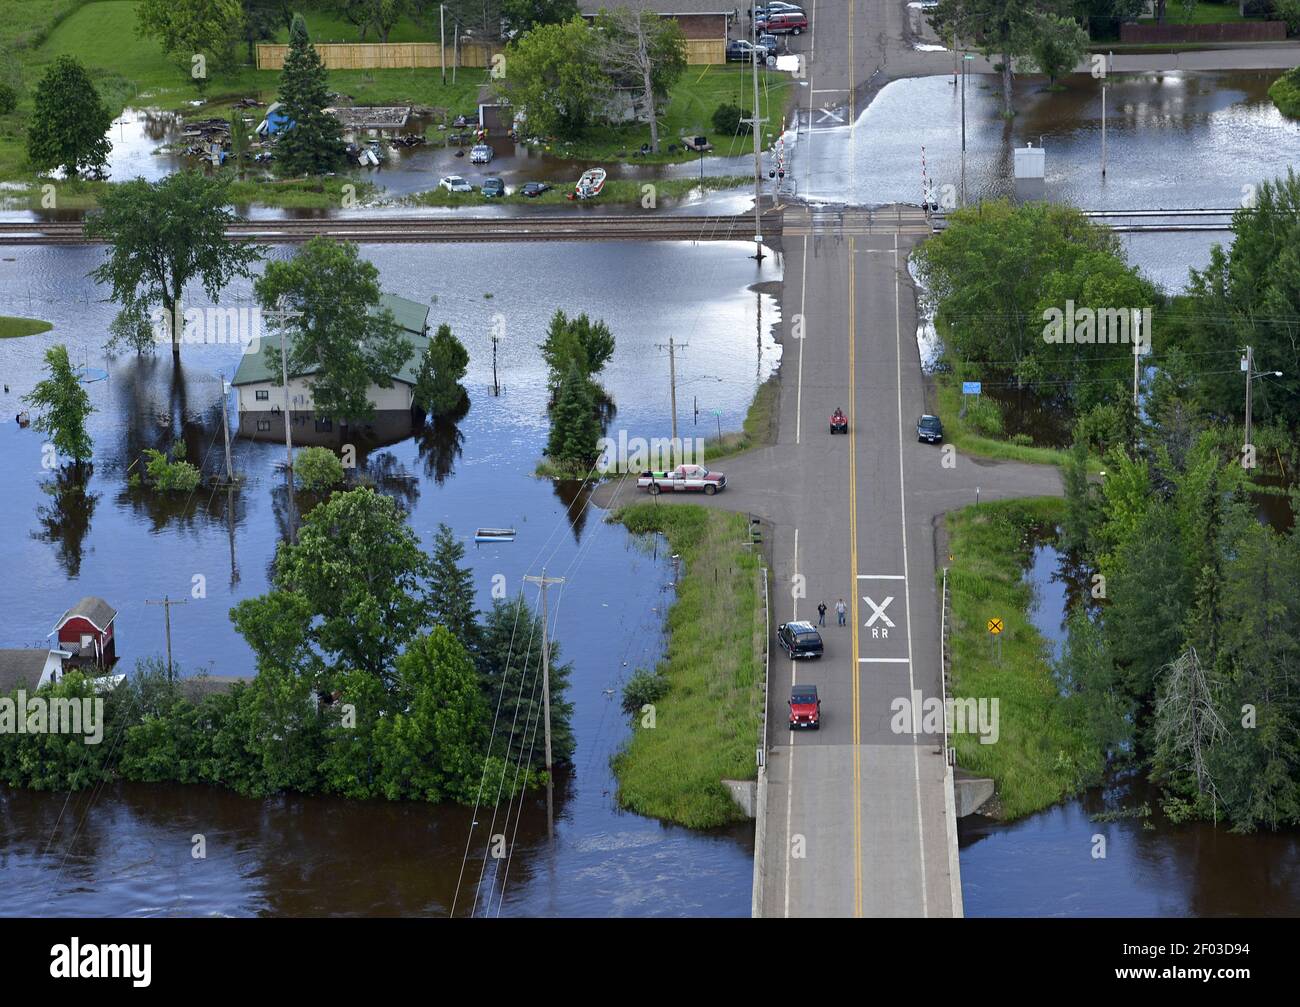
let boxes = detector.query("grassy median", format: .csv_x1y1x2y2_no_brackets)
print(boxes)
612,504,765,828
943,497,1102,819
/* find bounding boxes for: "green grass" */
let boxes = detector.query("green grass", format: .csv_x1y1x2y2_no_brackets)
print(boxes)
944,497,1103,819
0,2,487,184
405,174,750,208
534,64,792,164
1140,1,1251,24
611,505,765,827
2,173,380,210
0,315,53,338
1270,66,1300,119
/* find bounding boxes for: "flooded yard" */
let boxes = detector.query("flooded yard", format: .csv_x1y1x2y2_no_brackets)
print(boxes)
0,239,781,916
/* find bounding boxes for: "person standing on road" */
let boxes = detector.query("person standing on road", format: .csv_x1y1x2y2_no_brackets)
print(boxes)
835,598,846,626
817,601,827,627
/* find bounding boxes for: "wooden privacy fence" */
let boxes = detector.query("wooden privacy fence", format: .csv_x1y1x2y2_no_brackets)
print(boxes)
256,41,500,71
257,37,723,70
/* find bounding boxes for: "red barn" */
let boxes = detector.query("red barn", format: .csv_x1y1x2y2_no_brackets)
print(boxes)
50,596,118,670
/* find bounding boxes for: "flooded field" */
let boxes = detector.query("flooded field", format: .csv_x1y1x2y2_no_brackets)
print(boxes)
0,240,781,916
958,527,1300,917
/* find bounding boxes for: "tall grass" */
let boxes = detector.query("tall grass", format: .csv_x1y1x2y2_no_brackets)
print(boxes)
944,497,1103,818
612,504,765,827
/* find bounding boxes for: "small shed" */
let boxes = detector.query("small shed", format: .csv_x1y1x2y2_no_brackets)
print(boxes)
49,596,118,670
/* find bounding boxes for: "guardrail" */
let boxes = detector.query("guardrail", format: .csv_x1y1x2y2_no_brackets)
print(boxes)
752,563,771,918
940,566,953,767
759,563,770,767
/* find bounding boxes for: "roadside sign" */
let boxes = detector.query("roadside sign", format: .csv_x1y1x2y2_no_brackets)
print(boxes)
963,381,982,395
986,617,1003,635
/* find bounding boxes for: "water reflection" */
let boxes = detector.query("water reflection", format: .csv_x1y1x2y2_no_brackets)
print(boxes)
33,466,99,579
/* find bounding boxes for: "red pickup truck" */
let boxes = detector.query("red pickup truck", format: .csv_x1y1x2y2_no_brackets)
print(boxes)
637,464,727,495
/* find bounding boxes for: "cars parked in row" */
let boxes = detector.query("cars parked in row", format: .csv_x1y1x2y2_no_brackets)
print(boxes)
438,174,473,193
470,144,494,164
480,177,505,197
726,39,770,62
521,181,551,198
777,620,824,659
758,10,808,33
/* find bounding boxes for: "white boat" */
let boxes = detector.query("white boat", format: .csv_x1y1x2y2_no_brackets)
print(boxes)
572,167,606,200
474,527,517,543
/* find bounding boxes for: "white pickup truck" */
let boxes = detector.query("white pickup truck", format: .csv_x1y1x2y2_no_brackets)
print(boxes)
636,464,727,495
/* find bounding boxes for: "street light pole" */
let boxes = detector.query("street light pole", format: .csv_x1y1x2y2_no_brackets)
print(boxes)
523,571,565,840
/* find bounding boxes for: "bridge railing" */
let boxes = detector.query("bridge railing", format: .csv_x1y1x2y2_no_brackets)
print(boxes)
940,566,954,767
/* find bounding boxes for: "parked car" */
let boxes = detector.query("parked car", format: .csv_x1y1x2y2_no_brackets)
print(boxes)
470,144,494,164
762,11,808,33
481,177,505,197
778,620,824,660
829,407,848,434
637,463,726,495
758,33,783,53
917,414,944,443
752,2,804,17
521,181,551,197
726,39,769,62
681,135,712,152
439,174,473,192
788,683,821,729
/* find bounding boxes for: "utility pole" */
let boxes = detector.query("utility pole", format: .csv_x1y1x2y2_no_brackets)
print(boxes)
491,331,500,396
1243,344,1253,460
655,336,687,459
745,13,766,261
960,52,969,207
265,297,301,538
440,5,446,86
523,570,565,840
219,371,234,484
145,595,187,682
453,22,459,85
1132,307,1142,409
1101,83,1107,178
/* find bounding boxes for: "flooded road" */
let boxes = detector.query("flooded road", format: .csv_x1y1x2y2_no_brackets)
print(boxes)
794,70,1300,289
0,240,780,916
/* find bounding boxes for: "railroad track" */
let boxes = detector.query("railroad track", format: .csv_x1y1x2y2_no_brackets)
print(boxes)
0,214,775,246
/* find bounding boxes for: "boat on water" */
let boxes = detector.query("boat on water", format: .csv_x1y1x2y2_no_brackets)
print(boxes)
474,527,517,543
569,167,606,200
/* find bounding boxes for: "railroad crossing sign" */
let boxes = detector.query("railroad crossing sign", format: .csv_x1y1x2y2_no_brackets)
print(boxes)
987,617,1003,663
987,617,1003,635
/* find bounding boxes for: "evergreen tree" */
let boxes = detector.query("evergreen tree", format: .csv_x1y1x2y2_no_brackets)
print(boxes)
23,344,94,467
275,14,344,175
27,56,112,179
478,595,575,768
414,323,469,416
545,361,600,469
429,522,480,650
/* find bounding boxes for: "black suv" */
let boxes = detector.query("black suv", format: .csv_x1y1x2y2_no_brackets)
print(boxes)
777,620,824,659
917,414,943,444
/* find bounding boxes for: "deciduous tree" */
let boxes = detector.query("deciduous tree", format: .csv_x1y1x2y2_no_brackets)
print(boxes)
23,344,94,467
27,56,112,179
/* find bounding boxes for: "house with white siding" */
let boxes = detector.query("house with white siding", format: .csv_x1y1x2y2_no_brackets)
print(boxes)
231,294,431,444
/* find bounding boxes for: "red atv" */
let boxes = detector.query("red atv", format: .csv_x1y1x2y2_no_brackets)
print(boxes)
829,407,848,434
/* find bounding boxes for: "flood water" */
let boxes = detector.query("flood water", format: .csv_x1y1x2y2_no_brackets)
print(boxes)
0,240,781,916
794,70,1300,289
958,525,1300,917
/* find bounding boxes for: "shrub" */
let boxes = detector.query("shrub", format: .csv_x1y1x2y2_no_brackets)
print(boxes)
0,82,16,116
621,668,669,715
143,447,201,492
1274,0,1300,36
295,445,345,491
1269,64,1300,118
711,102,750,136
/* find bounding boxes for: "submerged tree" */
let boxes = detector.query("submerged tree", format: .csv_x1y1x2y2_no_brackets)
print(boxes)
87,171,264,360
414,323,469,417
24,344,94,467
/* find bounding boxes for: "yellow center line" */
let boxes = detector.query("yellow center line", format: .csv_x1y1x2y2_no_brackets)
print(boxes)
847,0,861,921
848,236,862,920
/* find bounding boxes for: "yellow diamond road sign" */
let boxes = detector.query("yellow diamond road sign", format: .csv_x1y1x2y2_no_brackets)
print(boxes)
987,617,1004,635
